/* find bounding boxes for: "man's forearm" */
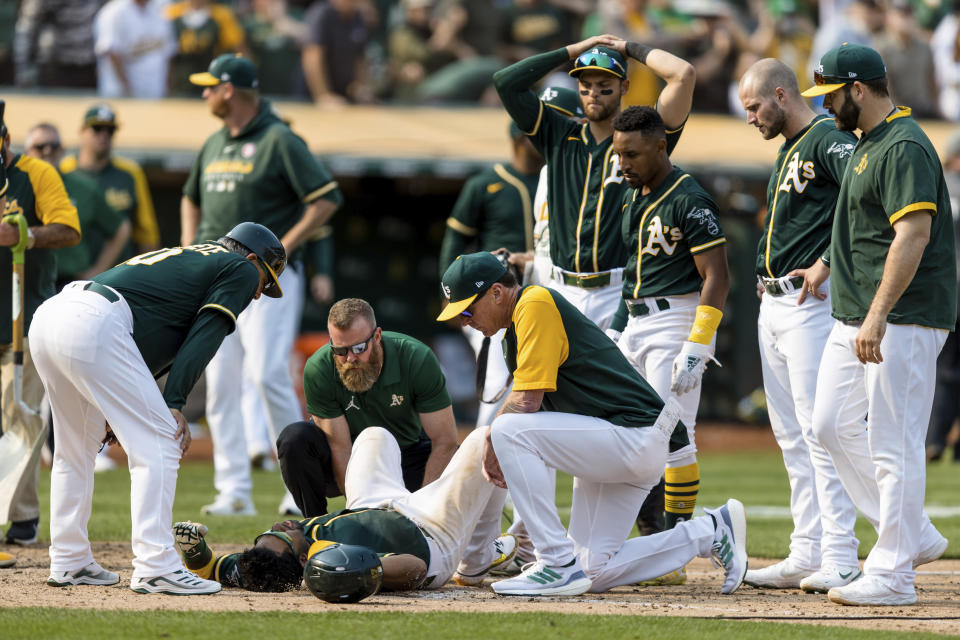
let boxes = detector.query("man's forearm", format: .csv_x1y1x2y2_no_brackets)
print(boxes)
280,198,338,255
33,223,80,249
497,389,544,416
87,220,131,276
421,441,456,485
330,444,351,494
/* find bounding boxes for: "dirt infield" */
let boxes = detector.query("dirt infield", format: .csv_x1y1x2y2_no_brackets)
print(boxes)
2,545,958,635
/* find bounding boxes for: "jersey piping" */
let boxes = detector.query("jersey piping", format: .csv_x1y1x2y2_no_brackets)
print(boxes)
633,173,691,298
492,163,534,251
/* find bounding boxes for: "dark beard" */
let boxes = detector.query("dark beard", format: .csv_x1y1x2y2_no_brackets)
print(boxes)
335,343,382,393
583,99,618,123
763,105,787,139
833,89,861,131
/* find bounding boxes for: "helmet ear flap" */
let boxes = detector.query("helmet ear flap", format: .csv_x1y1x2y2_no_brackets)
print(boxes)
219,222,286,298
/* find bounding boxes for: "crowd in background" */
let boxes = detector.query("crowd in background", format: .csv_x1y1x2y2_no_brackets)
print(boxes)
1,0,960,118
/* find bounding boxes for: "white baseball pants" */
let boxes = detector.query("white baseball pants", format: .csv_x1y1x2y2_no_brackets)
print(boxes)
463,326,511,428
205,265,304,500
29,284,184,577
758,285,859,569
549,268,624,331
344,426,506,588
812,321,948,594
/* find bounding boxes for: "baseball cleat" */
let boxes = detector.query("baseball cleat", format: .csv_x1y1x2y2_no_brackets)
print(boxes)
201,495,256,516
827,575,916,606
637,567,687,586
491,558,592,596
489,555,524,577
744,558,816,589
5,517,39,546
130,569,221,595
0,551,16,568
47,562,120,587
799,565,862,593
705,499,748,595
278,491,302,517
914,536,948,568
453,534,518,586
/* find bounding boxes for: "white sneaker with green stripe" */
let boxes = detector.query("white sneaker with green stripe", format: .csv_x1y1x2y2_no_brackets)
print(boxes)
705,498,748,595
491,558,592,596
130,569,221,595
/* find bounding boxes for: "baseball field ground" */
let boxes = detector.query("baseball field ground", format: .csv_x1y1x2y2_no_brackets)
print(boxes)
2,425,958,639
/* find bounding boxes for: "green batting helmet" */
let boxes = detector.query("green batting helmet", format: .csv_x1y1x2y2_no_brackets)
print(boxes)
303,542,383,603
219,222,287,298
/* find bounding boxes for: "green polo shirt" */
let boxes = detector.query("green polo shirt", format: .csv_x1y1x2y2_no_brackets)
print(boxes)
55,171,126,280
95,243,261,409
503,285,688,451
830,107,957,329
494,49,684,274
304,331,452,448
757,115,856,278
620,167,725,299
183,100,344,245
438,162,539,275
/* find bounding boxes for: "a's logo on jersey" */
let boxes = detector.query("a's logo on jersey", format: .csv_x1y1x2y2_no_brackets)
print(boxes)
854,153,869,175
603,153,625,188
686,206,721,236
640,216,682,257
2,198,22,216
487,182,504,194
345,396,360,411
778,152,816,194
540,87,559,102
105,187,133,212
241,143,256,158
826,141,854,159
390,394,404,407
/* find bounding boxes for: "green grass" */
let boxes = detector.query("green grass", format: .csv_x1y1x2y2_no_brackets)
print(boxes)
0,609,952,640
28,448,960,560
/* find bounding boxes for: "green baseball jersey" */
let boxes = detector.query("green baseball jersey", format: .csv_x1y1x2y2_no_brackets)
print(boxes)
95,243,260,408
304,331,452,448
830,108,957,329
438,162,539,275
55,171,126,280
503,285,688,450
208,508,430,589
60,155,160,254
183,100,344,245
620,167,725,299
1,154,80,342
494,49,683,274
757,115,856,278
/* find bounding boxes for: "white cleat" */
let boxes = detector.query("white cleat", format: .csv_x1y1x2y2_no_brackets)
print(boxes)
705,499,748,595
744,558,816,589
47,562,119,587
453,534,518,586
799,565,862,593
828,575,916,606
914,536,948,568
492,558,592,596
130,569,221,595
201,495,256,516
278,491,302,517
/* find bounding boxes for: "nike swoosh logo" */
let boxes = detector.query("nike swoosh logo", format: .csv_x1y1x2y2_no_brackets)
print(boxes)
839,571,854,579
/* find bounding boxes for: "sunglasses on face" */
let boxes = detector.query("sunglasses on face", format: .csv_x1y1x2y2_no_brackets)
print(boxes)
459,287,489,318
91,125,116,135
30,142,61,154
574,52,625,75
330,327,378,356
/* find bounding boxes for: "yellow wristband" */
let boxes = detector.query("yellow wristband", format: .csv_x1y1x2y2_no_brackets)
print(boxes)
688,305,722,345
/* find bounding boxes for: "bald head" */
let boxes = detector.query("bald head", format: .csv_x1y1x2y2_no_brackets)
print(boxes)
739,58,814,140
739,58,801,98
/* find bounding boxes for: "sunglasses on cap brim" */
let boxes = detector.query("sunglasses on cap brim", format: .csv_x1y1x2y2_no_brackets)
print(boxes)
573,52,625,76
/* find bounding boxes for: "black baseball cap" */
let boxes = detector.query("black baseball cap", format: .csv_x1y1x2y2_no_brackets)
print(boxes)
83,104,119,130
570,47,627,80
436,253,507,321
801,43,887,97
190,54,259,89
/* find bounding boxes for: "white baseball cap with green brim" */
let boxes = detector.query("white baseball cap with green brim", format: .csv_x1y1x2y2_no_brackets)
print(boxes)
436,253,507,321
801,43,886,98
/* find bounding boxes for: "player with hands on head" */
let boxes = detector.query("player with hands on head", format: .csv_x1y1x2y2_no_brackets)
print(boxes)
30,221,285,595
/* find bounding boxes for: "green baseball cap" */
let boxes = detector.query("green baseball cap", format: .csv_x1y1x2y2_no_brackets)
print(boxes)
540,86,584,118
801,43,886,98
190,54,259,89
570,47,627,80
436,252,507,321
83,103,119,129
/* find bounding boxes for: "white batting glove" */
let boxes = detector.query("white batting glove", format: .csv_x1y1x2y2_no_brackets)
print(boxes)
604,328,622,344
173,521,208,553
671,341,720,395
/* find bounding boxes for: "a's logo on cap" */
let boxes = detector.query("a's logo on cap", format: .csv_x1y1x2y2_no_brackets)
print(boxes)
441,283,451,299
98,107,112,119
816,63,823,73
222,73,231,82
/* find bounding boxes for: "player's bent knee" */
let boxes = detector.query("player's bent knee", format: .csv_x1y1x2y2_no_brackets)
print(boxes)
276,420,316,455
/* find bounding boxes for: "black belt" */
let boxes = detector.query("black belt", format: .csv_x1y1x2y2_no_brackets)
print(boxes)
627,298,670,317
559,271,611,289
761,275,804,296
83,281,119,303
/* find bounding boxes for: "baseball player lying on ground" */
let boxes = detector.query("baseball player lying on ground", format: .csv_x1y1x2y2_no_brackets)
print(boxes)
174,426,516,592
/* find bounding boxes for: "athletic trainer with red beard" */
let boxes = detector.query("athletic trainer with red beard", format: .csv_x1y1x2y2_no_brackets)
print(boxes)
277,298,458,516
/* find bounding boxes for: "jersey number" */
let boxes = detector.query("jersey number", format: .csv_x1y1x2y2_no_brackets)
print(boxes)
125,243,227,265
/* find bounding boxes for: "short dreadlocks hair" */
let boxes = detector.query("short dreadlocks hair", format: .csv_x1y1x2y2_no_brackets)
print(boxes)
237,546,303,592
612,105,665,140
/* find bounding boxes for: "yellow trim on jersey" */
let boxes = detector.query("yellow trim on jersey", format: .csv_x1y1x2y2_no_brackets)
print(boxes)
212,554,231,582
689,237,727,253
493,163,534,251
200,303,238,324
573,149,594,273
0,178,7,198
112,157,160,246
580,123,589,145
566,136,580,141
763,118,833,278
14,155,81,233
889,201,936,224
545,103,575,117
526,101,545,136
511,286,569,391
446,217,478,236
591,144,617,272
303,181,339,204
633,174,691,298
886,106,912,122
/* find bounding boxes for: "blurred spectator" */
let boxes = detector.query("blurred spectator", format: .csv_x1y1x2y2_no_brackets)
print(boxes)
809,0,885,68
388,0,451,101
166,0,250,97
875,0,938,118
497,0,573,64
0,0,15,84
94,0,176,98
679,0,750,113
302,0,375,105
931,4,960,120
243,0,309,97
735,0,815,92
60,105,161,257
13,0,99,89
927,130,960,462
